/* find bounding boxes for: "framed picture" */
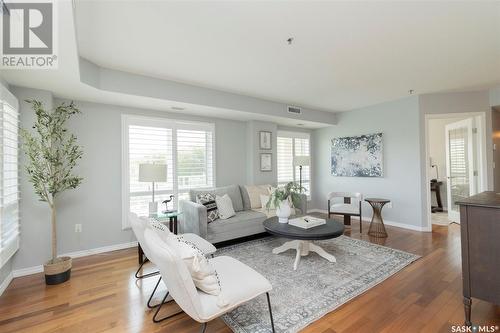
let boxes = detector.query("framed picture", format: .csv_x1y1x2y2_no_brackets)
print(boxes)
331,133,383,177
259,131,272,150
260,153,272,172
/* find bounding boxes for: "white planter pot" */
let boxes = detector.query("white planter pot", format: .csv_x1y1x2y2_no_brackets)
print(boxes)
276,200,292,223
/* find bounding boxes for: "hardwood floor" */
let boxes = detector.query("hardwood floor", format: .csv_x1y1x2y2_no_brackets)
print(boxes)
0,220,498,333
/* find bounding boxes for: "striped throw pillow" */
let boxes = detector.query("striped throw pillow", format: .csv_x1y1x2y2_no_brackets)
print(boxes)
196,193,219,223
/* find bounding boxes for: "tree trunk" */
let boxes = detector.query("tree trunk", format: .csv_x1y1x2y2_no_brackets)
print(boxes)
51,202,57,263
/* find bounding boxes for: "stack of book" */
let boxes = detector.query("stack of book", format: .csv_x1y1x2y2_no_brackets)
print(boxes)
288,216,326,229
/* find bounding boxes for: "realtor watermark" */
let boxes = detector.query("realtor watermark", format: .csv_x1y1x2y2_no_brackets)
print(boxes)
1,0,57,69
451,325,499,333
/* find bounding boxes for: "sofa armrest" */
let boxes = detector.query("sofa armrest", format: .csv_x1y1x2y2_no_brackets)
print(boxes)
296,193,308,215
179,200,208,239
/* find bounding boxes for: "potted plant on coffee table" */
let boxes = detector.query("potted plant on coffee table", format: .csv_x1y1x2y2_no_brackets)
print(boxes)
267,182,304,223
21,100,83,285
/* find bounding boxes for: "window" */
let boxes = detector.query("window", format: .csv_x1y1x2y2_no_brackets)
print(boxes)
122,115,215,228
277,131,311,196
0,85,19,267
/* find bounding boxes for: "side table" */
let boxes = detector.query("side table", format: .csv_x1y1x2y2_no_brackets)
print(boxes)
365,198,390,238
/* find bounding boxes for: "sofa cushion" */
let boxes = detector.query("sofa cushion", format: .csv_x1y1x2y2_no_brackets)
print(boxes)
207,210,267,237
190,185,244,212
240,185,252,210
243,185,271,209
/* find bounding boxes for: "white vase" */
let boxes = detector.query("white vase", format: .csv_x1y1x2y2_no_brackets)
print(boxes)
276,200,292,223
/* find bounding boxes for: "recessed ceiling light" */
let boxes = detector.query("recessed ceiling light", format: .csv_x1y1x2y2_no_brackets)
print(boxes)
171,106,185,111
287,37,294,45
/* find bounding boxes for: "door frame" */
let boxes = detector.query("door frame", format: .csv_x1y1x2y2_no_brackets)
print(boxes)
424,112,488,230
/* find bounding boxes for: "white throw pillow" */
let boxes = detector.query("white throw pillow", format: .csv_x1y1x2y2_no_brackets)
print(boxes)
167,235,222,296
215,194,236,219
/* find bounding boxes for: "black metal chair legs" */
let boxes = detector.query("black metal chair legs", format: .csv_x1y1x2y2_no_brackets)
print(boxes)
147,276,164,308
135,259,160,279
152,291,184,323
266,292,276,333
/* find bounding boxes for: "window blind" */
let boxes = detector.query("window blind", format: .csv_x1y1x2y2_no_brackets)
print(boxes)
122,116,215,228
0,85,19,267
277,131,311,196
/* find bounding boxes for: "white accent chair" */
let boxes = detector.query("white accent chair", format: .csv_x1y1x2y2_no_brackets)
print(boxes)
327,192,363,233
143,228,275,332
129,213,216,308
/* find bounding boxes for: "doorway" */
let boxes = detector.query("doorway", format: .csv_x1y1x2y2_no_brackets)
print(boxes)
425,112,488,227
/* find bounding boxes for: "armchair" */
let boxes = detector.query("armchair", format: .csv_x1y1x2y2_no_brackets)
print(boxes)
129,213,216,308
327,192,363,233
144,228,275,332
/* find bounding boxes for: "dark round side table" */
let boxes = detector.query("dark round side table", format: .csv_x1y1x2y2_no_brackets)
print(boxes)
365,198,390,238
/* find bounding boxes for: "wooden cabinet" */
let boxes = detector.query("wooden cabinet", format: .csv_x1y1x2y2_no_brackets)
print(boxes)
457,192,500,325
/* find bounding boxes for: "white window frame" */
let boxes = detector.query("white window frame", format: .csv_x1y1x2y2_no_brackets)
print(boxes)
121,114,216,229
277,130,312,199
0,85,20,268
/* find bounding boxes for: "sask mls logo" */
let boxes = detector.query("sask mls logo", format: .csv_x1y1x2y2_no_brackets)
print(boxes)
1,0,57,68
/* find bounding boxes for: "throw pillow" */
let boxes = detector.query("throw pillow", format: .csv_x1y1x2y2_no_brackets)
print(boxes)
215,194,236,219
245,184,272,209
260,194,275,209
166,235,222,296
149,219,173,242
196,193,219,223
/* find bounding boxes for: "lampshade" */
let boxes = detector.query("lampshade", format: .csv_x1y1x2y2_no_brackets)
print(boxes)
293,156,310,167
138,164,167,182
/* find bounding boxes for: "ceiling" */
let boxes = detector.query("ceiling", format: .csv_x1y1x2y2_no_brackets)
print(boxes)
74,1,500,111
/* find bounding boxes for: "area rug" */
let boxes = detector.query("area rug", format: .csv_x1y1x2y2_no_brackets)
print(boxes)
216,236,420,333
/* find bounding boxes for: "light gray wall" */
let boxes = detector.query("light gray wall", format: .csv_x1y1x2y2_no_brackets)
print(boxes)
311,96,423,228
490,86,500,107
11,86,248,270
246,120,278,185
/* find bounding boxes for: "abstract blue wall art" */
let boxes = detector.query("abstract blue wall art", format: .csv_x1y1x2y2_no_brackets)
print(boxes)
331,133,383,177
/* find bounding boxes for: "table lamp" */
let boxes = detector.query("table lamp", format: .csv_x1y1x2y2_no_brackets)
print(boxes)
293,156,310,192
139,163,167,216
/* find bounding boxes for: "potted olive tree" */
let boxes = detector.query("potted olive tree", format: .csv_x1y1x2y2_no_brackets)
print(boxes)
21,100,83,285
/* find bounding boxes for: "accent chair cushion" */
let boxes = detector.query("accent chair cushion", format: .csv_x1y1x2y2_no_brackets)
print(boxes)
197,256,272,320
330,203,360,215
166,235,222,296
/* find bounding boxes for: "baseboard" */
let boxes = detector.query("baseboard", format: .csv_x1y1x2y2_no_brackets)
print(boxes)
63,241,138,259
307,209,430,232
12,241,138,279
12,265,43,277
0,272,13,296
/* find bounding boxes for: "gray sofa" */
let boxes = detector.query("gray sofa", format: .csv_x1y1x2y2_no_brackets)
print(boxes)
179,184,307,244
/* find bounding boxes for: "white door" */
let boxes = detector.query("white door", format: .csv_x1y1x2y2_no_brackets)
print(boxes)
445,118,477,223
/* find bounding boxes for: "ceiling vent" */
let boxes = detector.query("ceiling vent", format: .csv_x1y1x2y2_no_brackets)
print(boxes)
287,106,302,115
